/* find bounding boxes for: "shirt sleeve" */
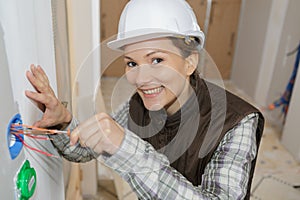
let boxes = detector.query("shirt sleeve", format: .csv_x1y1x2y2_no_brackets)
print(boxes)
47,101,130,163
48,117,99,162
111,101,130,127
100,113,259,200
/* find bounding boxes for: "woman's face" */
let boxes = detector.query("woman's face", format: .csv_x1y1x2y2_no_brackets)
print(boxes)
124,38,197,114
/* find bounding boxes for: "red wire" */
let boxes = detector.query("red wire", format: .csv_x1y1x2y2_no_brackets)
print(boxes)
12,131,51,140
13,133,58,158
25,134,53,140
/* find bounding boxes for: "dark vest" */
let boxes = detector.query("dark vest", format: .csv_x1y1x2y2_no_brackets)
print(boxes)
128,74,264,199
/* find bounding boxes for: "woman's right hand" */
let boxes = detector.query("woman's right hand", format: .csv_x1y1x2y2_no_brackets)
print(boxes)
25,64,72,128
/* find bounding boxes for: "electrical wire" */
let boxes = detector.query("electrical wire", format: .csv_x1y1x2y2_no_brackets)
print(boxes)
268,43,300,123
9,123,70,158
11,123,70,135
13,133,59,158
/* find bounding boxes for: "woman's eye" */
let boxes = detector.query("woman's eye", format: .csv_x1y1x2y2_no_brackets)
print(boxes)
127,61,137,68
152,58,163,64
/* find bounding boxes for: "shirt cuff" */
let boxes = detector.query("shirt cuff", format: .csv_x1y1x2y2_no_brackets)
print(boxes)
101,128,170,176
49,117,78,145
100,129,144,172
64,117,79,132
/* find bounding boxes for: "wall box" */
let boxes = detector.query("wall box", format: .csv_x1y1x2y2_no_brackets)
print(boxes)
15,160,37,200
7,113,24,160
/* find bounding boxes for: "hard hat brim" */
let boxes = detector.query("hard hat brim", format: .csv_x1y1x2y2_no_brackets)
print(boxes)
107,32,182,51
107,30,204,51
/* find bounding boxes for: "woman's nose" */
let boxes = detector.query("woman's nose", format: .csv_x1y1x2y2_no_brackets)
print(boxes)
135,64,155,86
126,64,154,86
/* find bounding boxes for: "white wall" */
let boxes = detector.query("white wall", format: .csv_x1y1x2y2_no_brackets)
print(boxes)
281,59,300,162
232,0,299,124
274,0,300,161
232,0,300,160
265,0,300,107
0,0,64,199
0,21,26,200
254,0,289,106
231,0,273,98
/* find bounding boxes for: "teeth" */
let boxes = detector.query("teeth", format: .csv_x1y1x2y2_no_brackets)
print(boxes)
143,87,162,95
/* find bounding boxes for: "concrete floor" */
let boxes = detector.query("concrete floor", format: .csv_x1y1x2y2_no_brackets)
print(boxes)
86,77,300,200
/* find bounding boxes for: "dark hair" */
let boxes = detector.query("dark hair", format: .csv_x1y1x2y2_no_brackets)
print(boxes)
169,36,201,58
169,36,201,83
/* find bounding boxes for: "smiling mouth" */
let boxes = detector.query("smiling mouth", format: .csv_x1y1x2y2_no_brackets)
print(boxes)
141,86,163,95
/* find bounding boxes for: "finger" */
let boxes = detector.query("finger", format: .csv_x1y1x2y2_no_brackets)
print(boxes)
26,69,40,92
33,120,49,128
30,64,42,83
70,123,94,147
31,64,45,83
25,90,51,106
92,140,104,154
95,112,111,122
25,90,46,111
36,65,51,84
29,65,54,94
30,64,36,73
32,121,42,128
77,118,101,142
85,132,103,151
70,128,80,145
73,115,105,147
33,116,56,128
97,113,124,134
27,68,48,93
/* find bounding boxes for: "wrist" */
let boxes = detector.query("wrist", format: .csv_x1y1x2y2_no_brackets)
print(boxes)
106,128,125,155
49,107,72,130
63,110,72,124
60,101,72,124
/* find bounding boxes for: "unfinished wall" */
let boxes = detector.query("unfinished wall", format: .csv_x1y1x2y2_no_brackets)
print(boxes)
271,0,300,160
254,0,289,107
232,0,300,160
67,0,100,196
265,0,300,107
231,0,273,98
232,0,299,109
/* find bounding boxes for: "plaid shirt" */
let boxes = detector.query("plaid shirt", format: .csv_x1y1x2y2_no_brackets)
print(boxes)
50,102,258,200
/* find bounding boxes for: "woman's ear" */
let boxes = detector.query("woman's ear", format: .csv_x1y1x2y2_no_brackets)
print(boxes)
185,53,199,76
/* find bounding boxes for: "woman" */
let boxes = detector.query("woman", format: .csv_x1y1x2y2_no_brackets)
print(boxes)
25,0,264,199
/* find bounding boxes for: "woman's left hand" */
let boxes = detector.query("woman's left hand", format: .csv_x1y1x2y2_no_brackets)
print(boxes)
25,64,72,128
70,113,125,155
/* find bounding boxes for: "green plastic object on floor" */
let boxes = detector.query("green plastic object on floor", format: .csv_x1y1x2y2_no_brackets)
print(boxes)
16,160,37,200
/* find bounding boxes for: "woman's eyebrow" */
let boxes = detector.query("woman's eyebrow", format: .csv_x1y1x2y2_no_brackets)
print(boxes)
124,50,165,60
124,56,133,60
145,51,164,58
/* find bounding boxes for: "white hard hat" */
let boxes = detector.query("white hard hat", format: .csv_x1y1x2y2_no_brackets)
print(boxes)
107,0,205,51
